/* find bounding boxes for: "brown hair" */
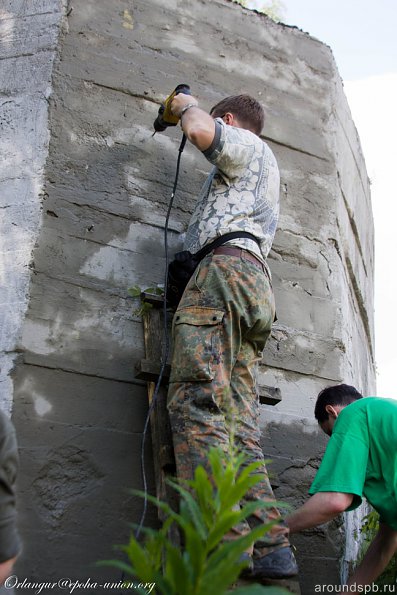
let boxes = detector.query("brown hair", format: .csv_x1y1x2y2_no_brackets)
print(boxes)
210,94,265,136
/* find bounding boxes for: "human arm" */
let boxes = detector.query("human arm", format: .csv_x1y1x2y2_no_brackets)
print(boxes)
347,523,397,586
287,492,354,533
170,93,215,151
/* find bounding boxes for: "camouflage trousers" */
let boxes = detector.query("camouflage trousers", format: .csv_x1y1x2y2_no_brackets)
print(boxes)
167,250,289,557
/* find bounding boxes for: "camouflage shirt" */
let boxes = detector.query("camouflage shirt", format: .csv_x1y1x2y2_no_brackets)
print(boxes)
183,118,280,263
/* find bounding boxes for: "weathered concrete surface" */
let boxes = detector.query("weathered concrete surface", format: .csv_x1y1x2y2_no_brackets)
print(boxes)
1,0,375,591
0,0,65,412
13,365,156,580
261,420,343,589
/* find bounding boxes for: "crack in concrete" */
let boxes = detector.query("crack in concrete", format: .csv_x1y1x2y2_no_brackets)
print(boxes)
18,416,142,436
261,134,329,161
85,80,160,105
1,349,24,356
270,245,317,269
0,10,62,23
63,232,139,253
0,47,57,61
337,170,368,276
72,86,330,164
50,197,183,232
27,269,131,299
23,361,146,387
281,227,327,244
259,361,343,383
264,454,310,465
345,256,374,361
278,457,319,474
329,237,342,259
329,235,374,362
334,109,371,200
68,200,132,220
0,52,34,61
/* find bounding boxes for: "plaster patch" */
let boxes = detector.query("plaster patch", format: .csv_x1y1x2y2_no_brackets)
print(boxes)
257,367,332,417
17,374,54,417
260,407,319,433
104,136,114,147
33,445,104,527
79,221,164,283
75,288,131,346
128,195,185,232
167,32,199,55
79,243,129,284
32,393,52,416
128,125,175,148
22,317,80,356
124,166,150,193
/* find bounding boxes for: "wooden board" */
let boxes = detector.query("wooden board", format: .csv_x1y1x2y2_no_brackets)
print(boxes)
139,301,180,545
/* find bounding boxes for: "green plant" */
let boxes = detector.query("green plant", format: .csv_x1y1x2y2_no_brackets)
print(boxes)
128,285,164,317
357,510,397,586
101,444,289,595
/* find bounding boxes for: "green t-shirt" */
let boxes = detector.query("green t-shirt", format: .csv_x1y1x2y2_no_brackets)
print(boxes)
309,397,397,529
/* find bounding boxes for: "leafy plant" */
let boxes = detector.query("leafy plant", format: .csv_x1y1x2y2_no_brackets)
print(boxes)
128,285,164,317
357,510,397,586
101,444,289,595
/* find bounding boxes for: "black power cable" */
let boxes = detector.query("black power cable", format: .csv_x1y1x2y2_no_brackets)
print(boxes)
117,134,186,594
135,133,187,539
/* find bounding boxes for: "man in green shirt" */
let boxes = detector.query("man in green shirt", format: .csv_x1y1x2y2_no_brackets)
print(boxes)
287,384,397,587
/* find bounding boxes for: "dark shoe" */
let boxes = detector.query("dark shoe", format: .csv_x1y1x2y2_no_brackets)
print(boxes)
239,552,254,577
251,546,298,580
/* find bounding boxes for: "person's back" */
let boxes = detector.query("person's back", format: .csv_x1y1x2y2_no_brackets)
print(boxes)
361,396,397,447
184,120,280,263
346,397,397,524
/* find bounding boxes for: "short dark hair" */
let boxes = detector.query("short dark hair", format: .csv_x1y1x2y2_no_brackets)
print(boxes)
314,384,363,423
210,94,265,136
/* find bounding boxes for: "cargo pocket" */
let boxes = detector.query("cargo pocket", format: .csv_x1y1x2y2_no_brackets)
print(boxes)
170,307,225,383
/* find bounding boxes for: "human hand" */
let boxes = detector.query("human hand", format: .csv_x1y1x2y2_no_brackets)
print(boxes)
170,93,198,118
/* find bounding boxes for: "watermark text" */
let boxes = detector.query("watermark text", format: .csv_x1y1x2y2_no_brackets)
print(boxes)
315,584,397,593
4,576,155,594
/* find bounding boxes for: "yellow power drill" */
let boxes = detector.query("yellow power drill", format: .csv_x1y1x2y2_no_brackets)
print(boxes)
153,84,191,133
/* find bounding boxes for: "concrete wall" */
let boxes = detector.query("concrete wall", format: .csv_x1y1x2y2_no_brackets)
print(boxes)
1,0,375,592
0,0,65,414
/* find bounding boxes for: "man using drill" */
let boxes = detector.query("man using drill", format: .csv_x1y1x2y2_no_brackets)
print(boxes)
166,91,298,581
287,384,397,587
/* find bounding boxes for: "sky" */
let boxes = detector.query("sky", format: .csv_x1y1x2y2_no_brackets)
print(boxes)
248,0,397,395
